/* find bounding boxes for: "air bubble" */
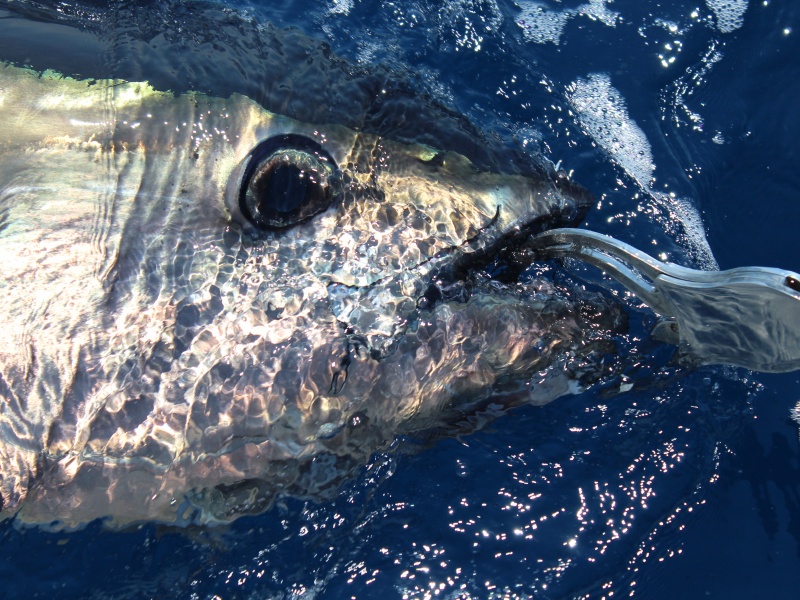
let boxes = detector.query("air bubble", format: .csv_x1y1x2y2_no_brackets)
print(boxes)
516,0,619,44
567,73,655,187
705,0,748,33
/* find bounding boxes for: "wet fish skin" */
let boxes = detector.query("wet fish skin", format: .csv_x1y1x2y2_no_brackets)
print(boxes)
0,60,615,527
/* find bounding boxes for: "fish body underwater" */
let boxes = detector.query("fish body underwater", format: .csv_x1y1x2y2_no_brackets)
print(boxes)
0,2,623,528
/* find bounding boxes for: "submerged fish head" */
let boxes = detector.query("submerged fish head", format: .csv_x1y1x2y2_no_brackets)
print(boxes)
0,63,621,526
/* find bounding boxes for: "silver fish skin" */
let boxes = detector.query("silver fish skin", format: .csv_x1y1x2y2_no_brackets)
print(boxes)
0,62,616,528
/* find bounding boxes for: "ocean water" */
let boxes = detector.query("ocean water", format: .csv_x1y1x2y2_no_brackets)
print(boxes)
0,0,799,598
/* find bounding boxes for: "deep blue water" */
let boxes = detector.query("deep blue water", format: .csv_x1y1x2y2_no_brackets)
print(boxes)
1,0,799,598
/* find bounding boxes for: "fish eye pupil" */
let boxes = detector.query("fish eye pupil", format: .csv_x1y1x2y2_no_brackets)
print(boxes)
256,162,313,214
239,135,340,230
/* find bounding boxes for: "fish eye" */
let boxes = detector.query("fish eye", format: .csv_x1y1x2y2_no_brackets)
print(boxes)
239,134,341,229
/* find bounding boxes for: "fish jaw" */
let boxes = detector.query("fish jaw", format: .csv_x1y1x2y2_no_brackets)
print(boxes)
16,280,622,528
0,63,610,527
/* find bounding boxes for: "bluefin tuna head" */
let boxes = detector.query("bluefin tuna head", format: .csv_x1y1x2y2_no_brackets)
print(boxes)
0,10,625,528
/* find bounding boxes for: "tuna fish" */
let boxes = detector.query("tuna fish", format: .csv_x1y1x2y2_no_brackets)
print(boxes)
0,3,623,527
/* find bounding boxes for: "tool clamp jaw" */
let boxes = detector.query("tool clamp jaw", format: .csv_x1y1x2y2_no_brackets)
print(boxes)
532,229,800,373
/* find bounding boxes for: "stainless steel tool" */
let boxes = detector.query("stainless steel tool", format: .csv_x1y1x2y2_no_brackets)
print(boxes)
531,228,800,373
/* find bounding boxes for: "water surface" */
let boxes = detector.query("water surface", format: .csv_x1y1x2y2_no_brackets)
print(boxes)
1,0,799,597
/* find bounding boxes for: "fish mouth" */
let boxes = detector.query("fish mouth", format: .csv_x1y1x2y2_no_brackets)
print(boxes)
309,159,630,485
418,169,625,389
420,169,596,307
324,160,604,362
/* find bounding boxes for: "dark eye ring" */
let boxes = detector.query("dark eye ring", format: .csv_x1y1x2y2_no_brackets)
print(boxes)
238,134,342,230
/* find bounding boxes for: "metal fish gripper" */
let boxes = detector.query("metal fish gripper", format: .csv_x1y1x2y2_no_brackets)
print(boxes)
532,228,800,373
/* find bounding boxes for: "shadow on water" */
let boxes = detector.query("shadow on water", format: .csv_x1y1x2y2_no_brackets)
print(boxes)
741,428,800,557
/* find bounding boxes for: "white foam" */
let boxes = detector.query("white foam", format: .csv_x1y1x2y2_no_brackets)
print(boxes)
568,74,718,269
705,0,749,33
568,73,655,187
517,0,619,44
581,0,619,27
653,191,719,269
792,401,800,443
329,0,353,16
517,2,572,44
